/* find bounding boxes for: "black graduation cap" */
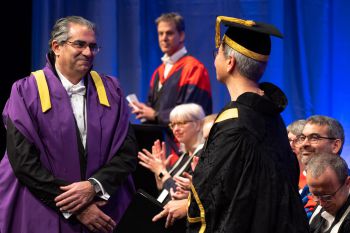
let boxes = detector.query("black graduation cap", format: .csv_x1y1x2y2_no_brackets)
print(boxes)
215,16,283,62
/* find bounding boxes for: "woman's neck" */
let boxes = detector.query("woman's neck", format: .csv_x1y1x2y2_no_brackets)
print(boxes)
185,141,202,155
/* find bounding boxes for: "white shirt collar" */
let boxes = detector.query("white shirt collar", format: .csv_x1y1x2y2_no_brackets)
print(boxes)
161,46,187,65
320,210,335,232
56,66,85,94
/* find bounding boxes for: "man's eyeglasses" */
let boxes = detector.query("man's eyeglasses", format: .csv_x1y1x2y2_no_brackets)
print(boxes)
310,182,345,202
295,133,337,145
65,40,101,54
288,137,297,144
168,121,193,130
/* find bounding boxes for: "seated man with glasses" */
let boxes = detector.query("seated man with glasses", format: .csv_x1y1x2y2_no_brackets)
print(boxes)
295,115,345,219
306,153,350,233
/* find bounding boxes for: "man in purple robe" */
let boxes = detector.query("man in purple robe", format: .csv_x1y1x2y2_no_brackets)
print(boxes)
0,16,137,233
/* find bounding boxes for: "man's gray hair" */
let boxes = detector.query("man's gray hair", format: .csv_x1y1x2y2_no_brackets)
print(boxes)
306,115,345,154
48,16,96,54
223,42,267,82
287,119,306,136
306,153,348,185
155,12,185,33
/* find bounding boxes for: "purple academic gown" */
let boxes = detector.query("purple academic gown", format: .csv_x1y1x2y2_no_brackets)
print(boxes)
0,64,134,233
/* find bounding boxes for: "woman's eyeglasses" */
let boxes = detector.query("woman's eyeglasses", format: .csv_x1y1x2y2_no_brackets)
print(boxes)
168,121,193,130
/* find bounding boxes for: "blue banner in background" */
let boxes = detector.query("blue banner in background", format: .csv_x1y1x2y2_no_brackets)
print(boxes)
32,0,350,161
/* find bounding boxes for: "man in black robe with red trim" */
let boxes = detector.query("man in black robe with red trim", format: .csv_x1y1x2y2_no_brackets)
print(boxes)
130,12,212,125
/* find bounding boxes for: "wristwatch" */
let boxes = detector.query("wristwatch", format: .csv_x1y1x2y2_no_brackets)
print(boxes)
88,179,101,194
158,171,164,179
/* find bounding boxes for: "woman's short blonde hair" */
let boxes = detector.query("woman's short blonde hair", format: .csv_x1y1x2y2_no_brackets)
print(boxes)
170,103,206,152
169,103,205,122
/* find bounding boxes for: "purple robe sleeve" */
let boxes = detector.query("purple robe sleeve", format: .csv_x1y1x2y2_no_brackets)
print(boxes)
6,114,69,212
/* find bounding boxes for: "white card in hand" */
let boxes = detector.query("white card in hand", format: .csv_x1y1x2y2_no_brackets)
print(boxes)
126,94,140,110
126,94,146,122
126,93,139,103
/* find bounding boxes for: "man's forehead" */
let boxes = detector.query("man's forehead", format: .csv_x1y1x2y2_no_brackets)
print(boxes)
303,122,329,134
157,21,177,30
307,167,338,187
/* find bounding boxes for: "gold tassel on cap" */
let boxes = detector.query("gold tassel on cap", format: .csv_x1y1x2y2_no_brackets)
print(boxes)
215,16,256,48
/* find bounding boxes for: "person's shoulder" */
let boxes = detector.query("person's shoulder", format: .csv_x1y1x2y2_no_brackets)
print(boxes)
93,71,120,87
93,72,126,98
211,104,242,133
6,73,40,108
181,55,205,66
178,55,209,76
340,213,350,233
216,101,266,141
11,72,37,92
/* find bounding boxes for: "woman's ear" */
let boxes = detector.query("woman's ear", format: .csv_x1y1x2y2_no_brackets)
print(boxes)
194,120,202,132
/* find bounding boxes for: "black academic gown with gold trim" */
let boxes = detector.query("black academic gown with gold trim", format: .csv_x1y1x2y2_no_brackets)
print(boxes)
187,83,309,233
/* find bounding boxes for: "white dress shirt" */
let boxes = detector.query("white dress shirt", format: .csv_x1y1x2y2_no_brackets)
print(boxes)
56,68,110,219
56,69,87,148
159,46,187,90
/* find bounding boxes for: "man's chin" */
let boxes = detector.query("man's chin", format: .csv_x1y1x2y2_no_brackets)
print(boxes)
323,205,336,215
77,64,92,73
301,155,312,166
160,47,169,54
216,75,225,84
301,151,314,157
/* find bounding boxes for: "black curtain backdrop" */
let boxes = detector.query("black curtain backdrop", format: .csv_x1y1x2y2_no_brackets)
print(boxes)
0,1,32,160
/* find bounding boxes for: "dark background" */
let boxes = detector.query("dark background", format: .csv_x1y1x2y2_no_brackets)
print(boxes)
0,1,32,159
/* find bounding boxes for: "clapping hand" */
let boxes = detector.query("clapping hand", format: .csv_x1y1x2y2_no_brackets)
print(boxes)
174,172,192,190
138,140,173,175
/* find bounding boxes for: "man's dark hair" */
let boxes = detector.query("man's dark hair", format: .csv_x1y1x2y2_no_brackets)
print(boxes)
155,12,185,33
48,16,96,55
